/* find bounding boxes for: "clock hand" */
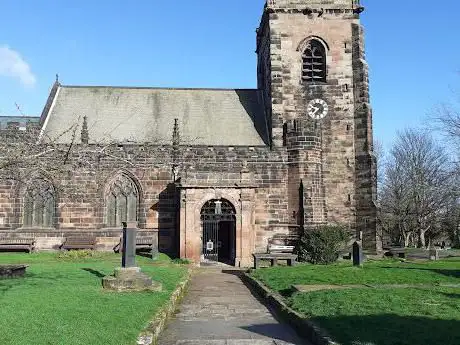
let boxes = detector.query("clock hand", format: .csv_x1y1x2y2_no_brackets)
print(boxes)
312,105,319,115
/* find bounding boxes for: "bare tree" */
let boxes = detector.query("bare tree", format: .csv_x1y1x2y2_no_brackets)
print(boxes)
379,153,414,247
380,129,454,248
433,101,460,148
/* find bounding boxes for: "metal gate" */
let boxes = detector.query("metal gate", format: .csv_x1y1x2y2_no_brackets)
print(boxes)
202,219,219,262
201,199,235,263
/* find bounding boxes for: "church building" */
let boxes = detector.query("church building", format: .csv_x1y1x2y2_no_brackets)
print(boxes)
0,0,379,267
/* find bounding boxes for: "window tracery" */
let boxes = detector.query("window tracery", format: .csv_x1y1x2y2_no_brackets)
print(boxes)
106,174,139,227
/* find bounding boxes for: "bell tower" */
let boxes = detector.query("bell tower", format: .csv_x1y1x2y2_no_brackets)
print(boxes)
256,0,379,251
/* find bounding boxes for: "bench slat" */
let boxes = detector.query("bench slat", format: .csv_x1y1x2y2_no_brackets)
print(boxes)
61,236,97,250
0,238,35,253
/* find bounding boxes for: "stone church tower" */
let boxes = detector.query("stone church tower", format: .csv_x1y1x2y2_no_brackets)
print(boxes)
257,0,379,250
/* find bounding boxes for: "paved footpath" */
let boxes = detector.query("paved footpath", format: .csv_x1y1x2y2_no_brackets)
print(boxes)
158,268,308,345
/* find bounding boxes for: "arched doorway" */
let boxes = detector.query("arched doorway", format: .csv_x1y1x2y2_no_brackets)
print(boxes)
200,199,236,265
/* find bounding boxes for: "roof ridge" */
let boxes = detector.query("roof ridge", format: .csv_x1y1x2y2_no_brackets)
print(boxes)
0,115,40,119
60,85,259,92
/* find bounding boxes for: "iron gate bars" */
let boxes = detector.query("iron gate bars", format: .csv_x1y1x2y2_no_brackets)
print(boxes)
200,199,235,262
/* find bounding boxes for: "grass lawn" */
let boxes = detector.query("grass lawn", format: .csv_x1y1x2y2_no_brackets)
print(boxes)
250,259,460,345
0,252,188,345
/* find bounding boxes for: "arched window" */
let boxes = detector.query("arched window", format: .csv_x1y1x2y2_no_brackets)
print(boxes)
106,174,139,227
302,40,327,82
23,179,55,228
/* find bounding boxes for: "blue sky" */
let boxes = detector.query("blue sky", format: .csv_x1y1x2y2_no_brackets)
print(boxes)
0,0,458,150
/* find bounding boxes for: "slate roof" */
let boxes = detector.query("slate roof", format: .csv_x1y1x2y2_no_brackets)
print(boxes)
0,116,40,130
40,84,269,146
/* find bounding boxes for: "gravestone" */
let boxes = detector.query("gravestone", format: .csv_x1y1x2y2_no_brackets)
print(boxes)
353,241,364,267
429,248,439,261
122,223,136,268
102,222,162,292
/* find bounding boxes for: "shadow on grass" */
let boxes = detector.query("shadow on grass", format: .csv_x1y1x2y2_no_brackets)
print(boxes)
441,292,460,299
81,268,106,278
0,272,67,296
313,314,460,345
381,266,460,279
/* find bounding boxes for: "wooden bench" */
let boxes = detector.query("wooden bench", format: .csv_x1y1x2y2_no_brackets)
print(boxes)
0,238,35,253
253,253,297,269
60,236,97,251
114,236,157,259
388,247,406,258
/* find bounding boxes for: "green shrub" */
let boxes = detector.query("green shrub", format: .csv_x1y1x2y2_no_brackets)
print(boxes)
296,225,348,264
171,258,191,265
56,250,103,260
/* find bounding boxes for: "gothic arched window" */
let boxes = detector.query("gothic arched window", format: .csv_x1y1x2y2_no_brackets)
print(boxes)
106,174,139,227
23,179,55,228
302,40,327,82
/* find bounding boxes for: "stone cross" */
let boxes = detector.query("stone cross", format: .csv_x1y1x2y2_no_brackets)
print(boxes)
353,241,364,267
122,221,137,268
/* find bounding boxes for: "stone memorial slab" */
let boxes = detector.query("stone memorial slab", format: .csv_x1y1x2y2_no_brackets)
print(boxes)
0,264,28,279
103,222,162,292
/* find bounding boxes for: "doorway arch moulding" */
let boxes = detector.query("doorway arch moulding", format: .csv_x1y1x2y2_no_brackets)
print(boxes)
177,185,256,267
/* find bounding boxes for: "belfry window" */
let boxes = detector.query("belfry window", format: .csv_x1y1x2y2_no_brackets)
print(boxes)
302,40,327,82
106,174,139,227
23,179,55,228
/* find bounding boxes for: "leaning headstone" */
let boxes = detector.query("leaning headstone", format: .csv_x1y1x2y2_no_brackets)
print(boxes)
102,222,162,292
353,241,364,267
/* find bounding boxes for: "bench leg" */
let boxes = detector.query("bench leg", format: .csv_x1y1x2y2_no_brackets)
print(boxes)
271,258,278,267
288,259,296,266
254,258,260,269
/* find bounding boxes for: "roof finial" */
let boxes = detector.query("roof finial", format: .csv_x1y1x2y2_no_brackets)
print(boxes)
172,118,180,147
56,73,59,83
81,116,89,144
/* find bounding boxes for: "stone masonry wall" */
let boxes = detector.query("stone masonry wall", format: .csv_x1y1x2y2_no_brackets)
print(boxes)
0,144,290,255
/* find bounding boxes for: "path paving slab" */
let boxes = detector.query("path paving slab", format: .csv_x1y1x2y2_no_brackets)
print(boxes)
158,269,308,345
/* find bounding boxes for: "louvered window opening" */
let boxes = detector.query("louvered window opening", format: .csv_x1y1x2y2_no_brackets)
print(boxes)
106,175,138,227
23,181,55,228
302,40,326,82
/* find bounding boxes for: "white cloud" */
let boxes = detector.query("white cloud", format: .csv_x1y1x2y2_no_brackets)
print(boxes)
0,45,36,87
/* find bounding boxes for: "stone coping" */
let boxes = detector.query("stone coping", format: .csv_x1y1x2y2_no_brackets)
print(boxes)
293,283,460,293
137,268,193,345
242,272,338,345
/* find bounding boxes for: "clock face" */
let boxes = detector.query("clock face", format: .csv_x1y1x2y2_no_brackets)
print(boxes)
307,98,329,120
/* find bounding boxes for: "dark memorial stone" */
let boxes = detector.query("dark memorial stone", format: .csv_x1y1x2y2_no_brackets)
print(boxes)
102,221,162,292
353,241,364,267
122,222,136,268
